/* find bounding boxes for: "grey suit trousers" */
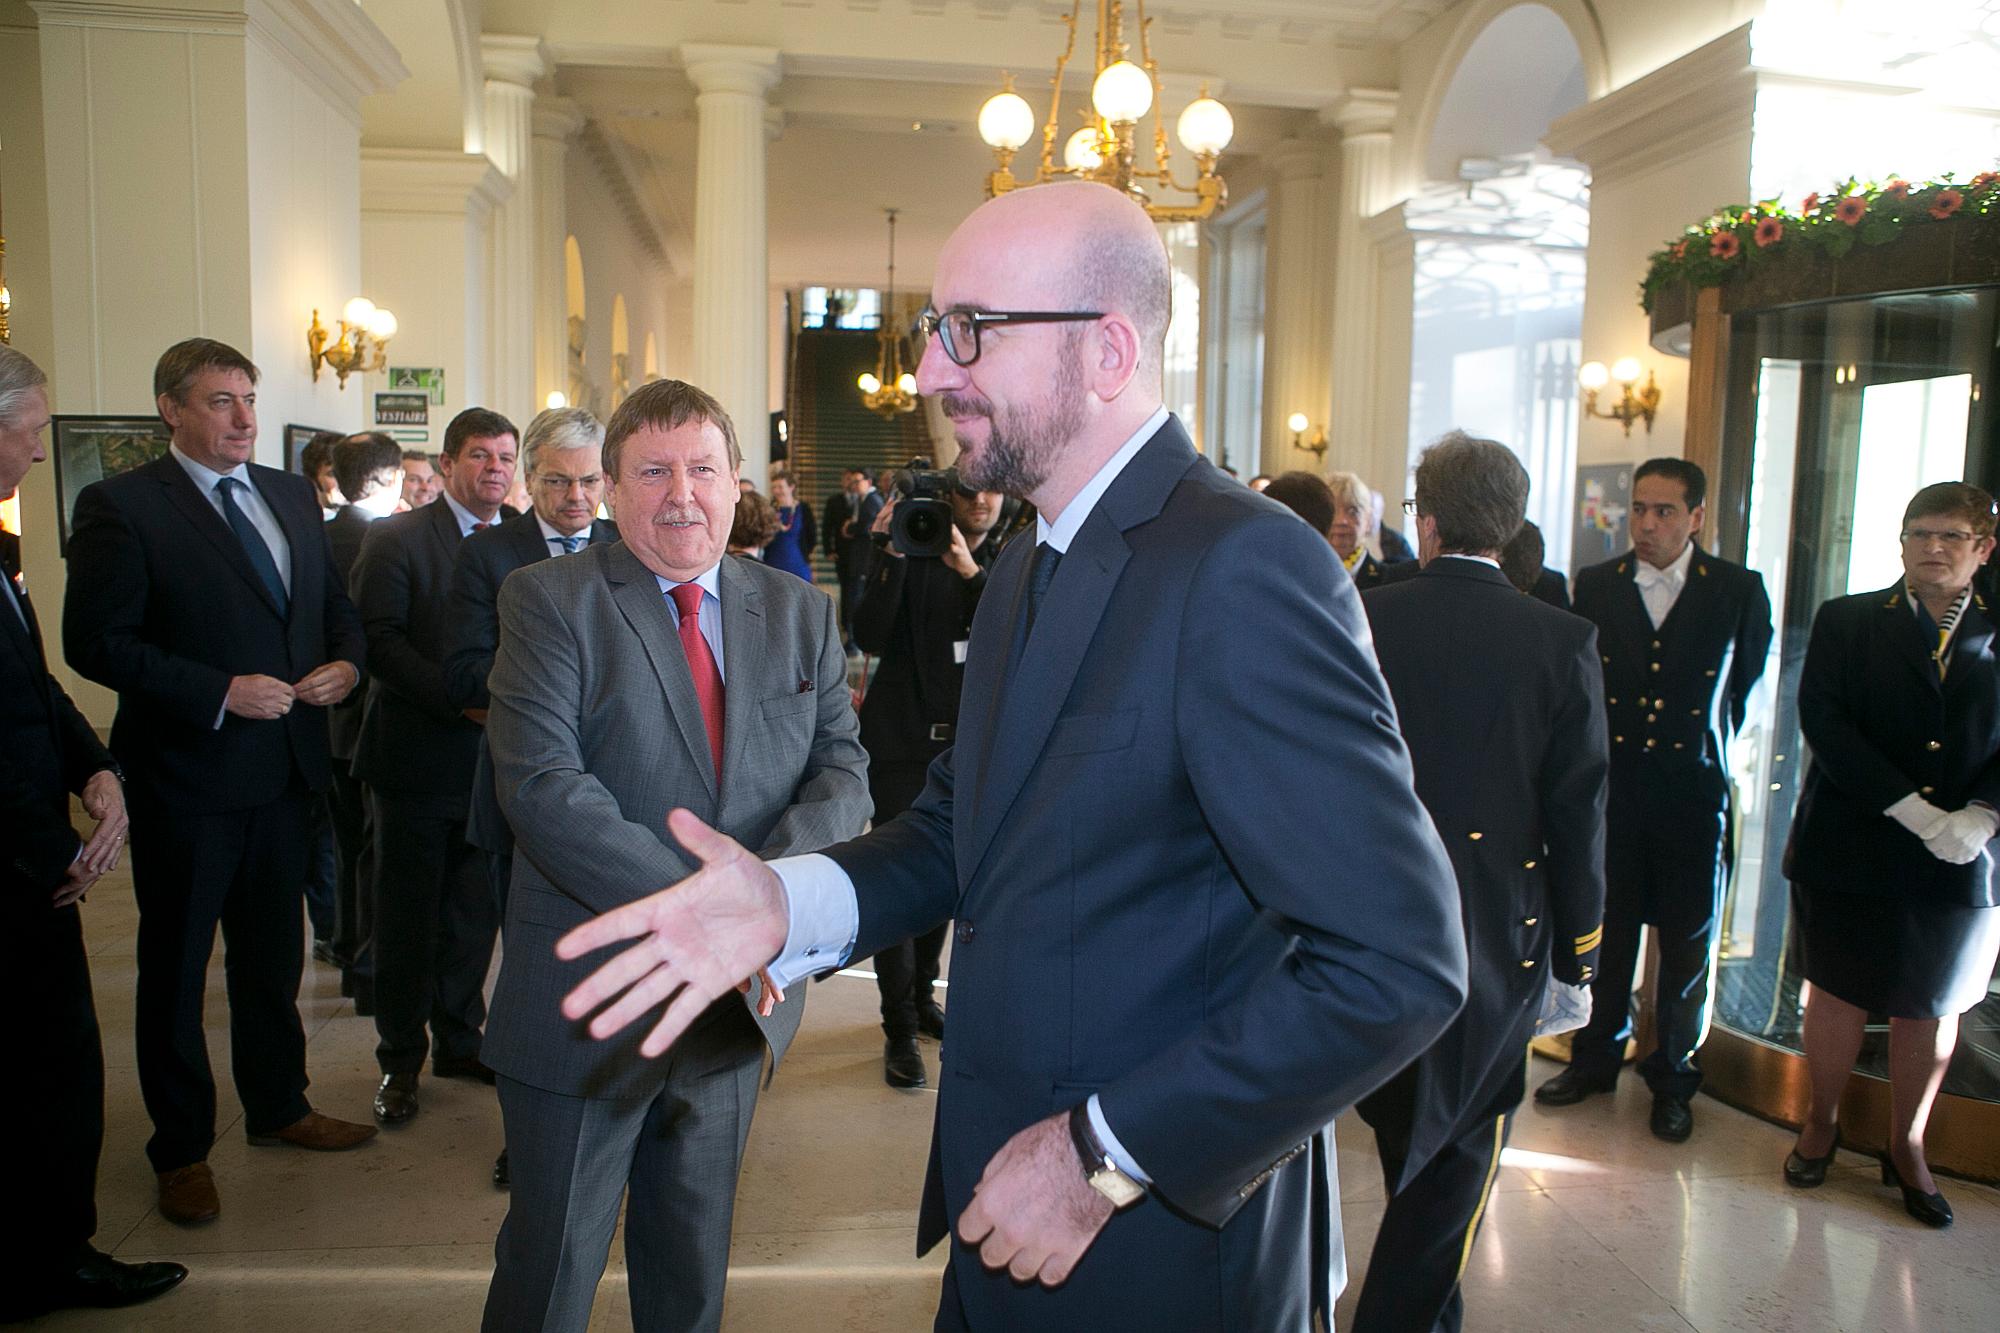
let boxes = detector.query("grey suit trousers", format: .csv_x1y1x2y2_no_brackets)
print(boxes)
482,1002,764,1333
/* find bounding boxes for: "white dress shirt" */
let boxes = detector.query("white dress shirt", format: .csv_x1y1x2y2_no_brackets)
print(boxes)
440,490,499,540
768,406,1178,1185
1634,541,1693,630
170,443,292,596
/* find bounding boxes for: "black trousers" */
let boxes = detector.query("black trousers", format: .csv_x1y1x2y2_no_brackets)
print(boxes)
327,763,373,977
869,761,948,1040
1353,1057,1521,1333
129,785,314,1171
369,788,497,1074
1,902,104,1281
1569,781,1728,1100
303,794,337,944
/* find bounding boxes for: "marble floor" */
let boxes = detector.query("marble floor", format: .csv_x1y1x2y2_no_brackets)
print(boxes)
27,873,2000,1332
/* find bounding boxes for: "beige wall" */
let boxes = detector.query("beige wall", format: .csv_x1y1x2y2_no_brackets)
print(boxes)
559,145,669,422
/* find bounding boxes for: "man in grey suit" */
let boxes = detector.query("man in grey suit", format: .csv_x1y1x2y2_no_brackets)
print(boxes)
479,378,870,1332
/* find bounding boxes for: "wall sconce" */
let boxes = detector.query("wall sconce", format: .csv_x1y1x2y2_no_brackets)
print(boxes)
307,297,398,388
545,391,568,410
1287,412,1328,459
1578,357,1661,435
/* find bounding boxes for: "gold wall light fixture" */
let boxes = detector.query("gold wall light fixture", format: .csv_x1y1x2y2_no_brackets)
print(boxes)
1578,357,1661,435
976,0,1234,223
1287,412,1328,459
307,297,398,388
858,209,918,419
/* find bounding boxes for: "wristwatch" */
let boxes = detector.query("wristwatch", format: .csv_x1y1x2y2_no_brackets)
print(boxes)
1068,1102,1146,1210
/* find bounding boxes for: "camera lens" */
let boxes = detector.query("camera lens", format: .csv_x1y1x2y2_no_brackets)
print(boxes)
905,508,943,547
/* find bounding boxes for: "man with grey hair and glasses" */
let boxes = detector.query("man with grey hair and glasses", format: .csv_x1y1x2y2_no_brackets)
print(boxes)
0,343,189,1318
1351,431,1608,1332
443,406,619,1189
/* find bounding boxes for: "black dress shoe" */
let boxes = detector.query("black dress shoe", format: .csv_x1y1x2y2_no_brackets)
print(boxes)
1535,1067,1617,1106
16,1246,189,1316
374,1072,419,1124
916,1001,946,1042
1783,1128,1840,1188
492,1150,510,1190
1881,1155,1954,1228
312,939,341,966
1650,1095,1694,1142
433,1055,498,1084
884,1038,927,1089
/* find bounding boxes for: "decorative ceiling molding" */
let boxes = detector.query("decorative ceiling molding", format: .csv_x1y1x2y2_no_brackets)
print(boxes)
362,148,513,218
576,120,682,278
1544,25,1754,189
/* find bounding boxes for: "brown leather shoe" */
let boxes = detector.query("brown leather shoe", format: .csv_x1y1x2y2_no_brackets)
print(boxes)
156,1163,220,1225
245,1110,378,1151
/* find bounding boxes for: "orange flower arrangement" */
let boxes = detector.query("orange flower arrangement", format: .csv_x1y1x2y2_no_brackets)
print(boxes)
1834,195,1868,225
1930,188,1965,220
1710,231,1741,259
1754,217,1785,248
1881,178,1910,201
1801,192,1821,214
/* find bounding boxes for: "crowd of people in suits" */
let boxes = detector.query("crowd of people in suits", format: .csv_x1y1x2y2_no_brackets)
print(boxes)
4,176,1998,1330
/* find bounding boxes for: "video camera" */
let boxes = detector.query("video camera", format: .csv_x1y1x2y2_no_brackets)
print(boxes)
889,461,974,558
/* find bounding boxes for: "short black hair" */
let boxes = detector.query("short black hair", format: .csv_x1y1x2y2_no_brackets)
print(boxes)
1263,471,1336,538
442,407,519,460
1634,457,1707,510
333,432,403,502
154,338,258,406
301,431,343,478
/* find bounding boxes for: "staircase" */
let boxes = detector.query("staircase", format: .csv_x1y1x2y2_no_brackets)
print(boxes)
786,328,936,584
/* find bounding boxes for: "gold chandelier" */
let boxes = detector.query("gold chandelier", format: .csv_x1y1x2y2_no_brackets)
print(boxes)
857,209,918,419
976,0,1234,223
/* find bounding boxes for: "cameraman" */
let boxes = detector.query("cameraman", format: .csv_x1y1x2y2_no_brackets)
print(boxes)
852,473,1007,1088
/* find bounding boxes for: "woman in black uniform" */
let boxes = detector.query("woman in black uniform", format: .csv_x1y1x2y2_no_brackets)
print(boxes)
1782,482,2000,1228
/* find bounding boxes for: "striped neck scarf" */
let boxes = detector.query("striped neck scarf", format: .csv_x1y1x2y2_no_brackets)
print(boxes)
1910,584,1973,679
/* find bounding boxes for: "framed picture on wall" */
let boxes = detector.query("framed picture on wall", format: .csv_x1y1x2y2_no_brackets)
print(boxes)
285,423,339,477
1572,462,1634,576
50,414,174,555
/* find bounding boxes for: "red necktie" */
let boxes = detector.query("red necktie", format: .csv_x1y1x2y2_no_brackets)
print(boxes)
669,582,725,784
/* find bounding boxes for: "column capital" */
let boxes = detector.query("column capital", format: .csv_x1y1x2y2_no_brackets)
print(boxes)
533,96,587,144
362,149,513,218
483,33,549,89
1324,88,1397,139
682,44,781,98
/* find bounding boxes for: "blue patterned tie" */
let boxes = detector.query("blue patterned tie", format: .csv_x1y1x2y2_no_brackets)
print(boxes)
558,534,586,554
215,477,288,612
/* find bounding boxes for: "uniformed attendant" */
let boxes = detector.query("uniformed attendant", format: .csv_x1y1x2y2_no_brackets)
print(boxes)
1326,470,1389,590
1353,433,1608,1333
1536,458,1772,1142
1781,482,2000,1230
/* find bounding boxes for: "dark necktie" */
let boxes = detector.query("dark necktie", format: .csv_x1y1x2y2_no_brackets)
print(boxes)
1027,542,1062,636
472,520,491,533
669,582,725,784
215,477,288,612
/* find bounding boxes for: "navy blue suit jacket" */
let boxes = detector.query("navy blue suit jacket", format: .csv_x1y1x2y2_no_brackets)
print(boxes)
63,456,362,812
825,418,1467,1329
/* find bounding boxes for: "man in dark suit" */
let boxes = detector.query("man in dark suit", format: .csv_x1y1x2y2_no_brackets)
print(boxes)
556,182,1467,1329
63,338,376,1227
1537,457,1773,1141
349,407,519,1125
322,432,404,1013
1353,433,1608,1333
442,407,615,1189
478,380,869,1331
837,469,884,649
0,345,187,1318
850,477,1006,1087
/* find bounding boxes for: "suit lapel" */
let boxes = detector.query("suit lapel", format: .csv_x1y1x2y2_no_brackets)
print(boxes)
506,512,550,568
0,565,45,685
1877,586,1945,694
1947,593,1995,697
155,457,285,618
959,420,1193,881
604,542,718,799
251,465,313,624
426,494,464,568
717,557,766,802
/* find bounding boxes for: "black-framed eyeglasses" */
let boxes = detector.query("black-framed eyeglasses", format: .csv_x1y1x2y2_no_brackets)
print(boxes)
1901,528,1981,546
914,305,1105,368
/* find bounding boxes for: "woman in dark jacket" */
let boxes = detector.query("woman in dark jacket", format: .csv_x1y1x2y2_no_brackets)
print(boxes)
1782,481,2000,1228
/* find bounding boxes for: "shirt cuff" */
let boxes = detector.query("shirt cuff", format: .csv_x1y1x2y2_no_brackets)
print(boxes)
766,853,860,991
1087,1094,1153,1187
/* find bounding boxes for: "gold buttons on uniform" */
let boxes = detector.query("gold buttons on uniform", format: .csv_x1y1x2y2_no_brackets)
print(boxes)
1674,742,1685,750
1646,739,1657,749
1523,916,1539,926
1928,741,1943,751
1923,785,1936,795
1647,713,1657,723
1523,860,1537,869
1608,697,1618,705
1705,669,1718,677
1652,640,1662,649
1521,959,1537,969
1651,663,1662,672
1469,832,1483,841
1656,698,1666,709
1615,735,1625,743
1691,708,1701,715
1602,655,1610,664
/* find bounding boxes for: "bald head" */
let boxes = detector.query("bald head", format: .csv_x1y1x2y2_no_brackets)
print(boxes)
943,183,1172,379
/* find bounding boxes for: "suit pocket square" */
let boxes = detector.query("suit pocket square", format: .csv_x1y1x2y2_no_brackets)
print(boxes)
797,678,814,693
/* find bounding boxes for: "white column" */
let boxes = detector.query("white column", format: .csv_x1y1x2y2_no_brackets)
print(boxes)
683,44,780,481
1259,136,1332,476
1325,90,1399,496
481,34,547,427
532,96,584,416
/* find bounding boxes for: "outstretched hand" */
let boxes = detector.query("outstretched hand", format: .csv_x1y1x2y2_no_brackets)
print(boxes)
557,809,791,1057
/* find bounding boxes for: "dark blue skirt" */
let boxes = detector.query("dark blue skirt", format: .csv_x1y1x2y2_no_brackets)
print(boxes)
1793,881,2000,1019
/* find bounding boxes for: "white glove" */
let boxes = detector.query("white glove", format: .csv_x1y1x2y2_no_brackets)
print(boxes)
1535,978,1592,1037
1923,806,1999,866
1886,793,1951,840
